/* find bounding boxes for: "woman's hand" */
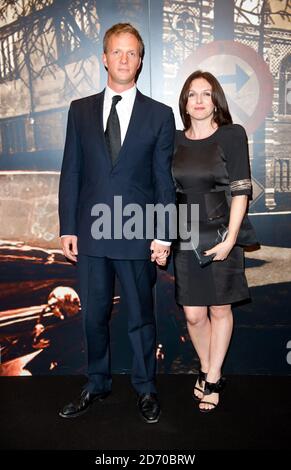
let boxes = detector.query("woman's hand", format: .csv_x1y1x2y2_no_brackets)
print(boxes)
204,238,235,262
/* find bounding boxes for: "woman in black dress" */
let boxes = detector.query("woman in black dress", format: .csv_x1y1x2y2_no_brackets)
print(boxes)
171,70,254,412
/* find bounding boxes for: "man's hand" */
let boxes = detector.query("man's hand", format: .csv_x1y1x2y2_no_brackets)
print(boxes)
60,235,78,262
150,240,170,266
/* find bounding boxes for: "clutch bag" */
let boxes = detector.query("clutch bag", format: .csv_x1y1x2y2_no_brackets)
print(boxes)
191,223,229,267
179,190,258,268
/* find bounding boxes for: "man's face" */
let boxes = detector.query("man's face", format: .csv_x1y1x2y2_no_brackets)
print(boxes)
103,33,142,89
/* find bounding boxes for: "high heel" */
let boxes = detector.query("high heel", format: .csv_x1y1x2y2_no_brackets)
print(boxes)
192,369,207,402
199,376,226,413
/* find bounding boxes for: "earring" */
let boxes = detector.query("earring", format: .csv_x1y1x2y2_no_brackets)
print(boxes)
214,107,217,113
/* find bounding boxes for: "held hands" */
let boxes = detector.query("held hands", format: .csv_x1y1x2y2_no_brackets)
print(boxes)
204,238,235,262
60,237,169,266
150,240,170,266
61,235,78,262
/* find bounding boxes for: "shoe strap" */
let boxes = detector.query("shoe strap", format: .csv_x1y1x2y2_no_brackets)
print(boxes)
200,400,217,408
198,369,207,387
204,376,226,395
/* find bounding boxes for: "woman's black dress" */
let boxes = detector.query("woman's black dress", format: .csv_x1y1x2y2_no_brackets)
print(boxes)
172,124,252,306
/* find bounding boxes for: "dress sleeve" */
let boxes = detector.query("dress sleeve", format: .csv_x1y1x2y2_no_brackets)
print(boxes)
225,125,252,197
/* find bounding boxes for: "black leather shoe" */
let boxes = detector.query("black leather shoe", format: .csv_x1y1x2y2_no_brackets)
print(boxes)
137,393,160,424
59,389,110,418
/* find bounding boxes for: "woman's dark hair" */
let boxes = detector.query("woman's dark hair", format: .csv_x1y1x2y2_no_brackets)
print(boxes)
179,70,233,130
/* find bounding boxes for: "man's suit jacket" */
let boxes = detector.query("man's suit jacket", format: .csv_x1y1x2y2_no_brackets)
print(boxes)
58,89,176,259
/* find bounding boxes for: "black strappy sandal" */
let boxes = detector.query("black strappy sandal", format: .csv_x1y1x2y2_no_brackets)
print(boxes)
199,376,226,413
193,369,207,402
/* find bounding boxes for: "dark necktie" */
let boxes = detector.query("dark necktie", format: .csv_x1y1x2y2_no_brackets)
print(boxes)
105,95,122,165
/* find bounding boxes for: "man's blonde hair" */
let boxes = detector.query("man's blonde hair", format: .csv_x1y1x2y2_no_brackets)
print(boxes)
103,23,144,58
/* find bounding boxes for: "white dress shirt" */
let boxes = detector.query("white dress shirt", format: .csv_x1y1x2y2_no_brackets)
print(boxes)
103,85,136,144
62,84,170,247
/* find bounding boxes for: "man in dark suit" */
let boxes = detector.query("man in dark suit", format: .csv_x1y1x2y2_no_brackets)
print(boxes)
58,23,175,423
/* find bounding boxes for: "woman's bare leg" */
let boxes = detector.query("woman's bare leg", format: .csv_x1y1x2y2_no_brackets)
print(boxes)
199,304,233,410
183,306,210,399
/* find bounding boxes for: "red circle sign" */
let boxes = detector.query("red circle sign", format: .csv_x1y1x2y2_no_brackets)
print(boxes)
178,41,273,134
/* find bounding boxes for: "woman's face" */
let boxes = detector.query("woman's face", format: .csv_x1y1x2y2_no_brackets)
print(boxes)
186,78,215,122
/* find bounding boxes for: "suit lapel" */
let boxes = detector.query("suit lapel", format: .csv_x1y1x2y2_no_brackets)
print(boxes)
112,90,146,167
91,90,112,168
